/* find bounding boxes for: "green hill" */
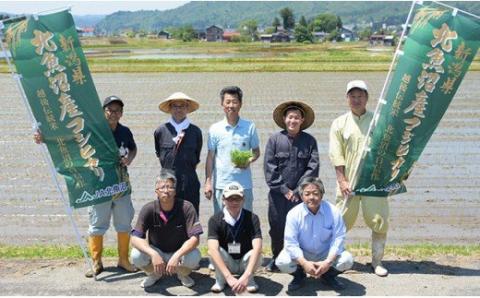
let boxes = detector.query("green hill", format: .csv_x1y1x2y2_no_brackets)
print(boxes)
94,1,480,34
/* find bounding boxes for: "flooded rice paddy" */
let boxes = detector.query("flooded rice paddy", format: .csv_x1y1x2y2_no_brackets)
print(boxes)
0,72,479,247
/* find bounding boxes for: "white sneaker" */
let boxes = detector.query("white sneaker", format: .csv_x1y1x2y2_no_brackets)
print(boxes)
210,281,225,293
177,273,195,288
246,278,259,293
140,274,161,288
373,263,388,277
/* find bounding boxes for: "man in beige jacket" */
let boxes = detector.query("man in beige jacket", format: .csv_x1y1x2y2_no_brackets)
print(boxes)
329,80,389,277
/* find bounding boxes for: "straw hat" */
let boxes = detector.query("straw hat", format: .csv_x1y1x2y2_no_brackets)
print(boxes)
158,92,200,113
273,100,315,130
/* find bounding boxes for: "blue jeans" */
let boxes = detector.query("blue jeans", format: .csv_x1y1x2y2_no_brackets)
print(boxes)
88,194,134,235
213,188,253,214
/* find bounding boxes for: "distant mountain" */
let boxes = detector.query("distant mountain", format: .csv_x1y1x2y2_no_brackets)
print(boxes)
0,12,11,19
73,15,105,28
94,1,480,34
0,11,103,27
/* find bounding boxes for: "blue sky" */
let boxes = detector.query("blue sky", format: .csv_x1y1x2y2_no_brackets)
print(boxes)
0,1,187,15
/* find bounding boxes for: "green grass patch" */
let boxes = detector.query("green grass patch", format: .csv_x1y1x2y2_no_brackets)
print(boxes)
1,243,479,260
1,39,480,72
348,243,480,259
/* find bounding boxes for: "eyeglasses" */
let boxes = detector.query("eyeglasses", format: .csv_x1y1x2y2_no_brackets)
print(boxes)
156,185,175,191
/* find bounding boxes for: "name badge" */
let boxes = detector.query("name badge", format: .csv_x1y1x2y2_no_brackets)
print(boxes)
228,242,241,254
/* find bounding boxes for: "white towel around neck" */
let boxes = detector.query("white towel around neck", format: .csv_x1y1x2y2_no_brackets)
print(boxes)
223,207,243,227
169,117,190,143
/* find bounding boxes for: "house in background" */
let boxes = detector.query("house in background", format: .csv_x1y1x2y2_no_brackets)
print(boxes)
157,30,170,40
271,31,290,43
260,34,272,43
313,31,327,42
223,29,240,42
369,34,395,46
77,26,95,37
206,25,223,42
340,26,357,41
195,29,206,41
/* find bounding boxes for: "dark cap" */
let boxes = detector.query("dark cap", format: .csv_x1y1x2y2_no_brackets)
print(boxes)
103,95,124,108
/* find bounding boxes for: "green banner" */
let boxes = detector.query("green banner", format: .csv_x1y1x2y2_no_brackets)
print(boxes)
2,10,131,208
354,4,480,196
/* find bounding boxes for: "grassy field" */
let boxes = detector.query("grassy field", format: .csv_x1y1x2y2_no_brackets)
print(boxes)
2,37,479,72
2,243,479,260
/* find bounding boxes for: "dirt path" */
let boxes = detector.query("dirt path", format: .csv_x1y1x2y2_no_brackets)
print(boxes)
1,255,479,295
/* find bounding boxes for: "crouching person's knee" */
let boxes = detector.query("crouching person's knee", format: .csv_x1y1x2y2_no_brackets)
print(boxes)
181,249,201,269
334,250,354,272
131,247,151,269
275,249,297,274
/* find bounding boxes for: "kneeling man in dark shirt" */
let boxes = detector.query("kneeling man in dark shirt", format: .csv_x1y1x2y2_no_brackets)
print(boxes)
207,182,263,294
130,169,203,288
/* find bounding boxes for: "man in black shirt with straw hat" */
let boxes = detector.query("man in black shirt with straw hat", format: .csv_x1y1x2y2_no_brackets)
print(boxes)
154,92,202,214
263,100,319,272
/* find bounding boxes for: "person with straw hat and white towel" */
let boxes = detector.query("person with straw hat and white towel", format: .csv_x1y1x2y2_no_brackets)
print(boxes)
329,80,389,277
263,100,319,273
155,92,202,215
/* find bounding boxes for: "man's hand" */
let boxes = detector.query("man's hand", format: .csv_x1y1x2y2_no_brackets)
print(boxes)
231,273,249,293
151,252,166,276
312,260,331,278
204,180,213,200
33,130,44,144
339,180,352,197
301,260,318,277
225,275,243,292
286,190,301,202
235,157,254,169
120,156,132,167
165,254,180,275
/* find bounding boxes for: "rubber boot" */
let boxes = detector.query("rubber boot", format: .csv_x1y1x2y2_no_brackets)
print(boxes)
85,235,104,278
372,231,388,277
117,232,138,272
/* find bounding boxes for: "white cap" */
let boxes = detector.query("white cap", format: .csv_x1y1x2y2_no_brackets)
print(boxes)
346,80,368,95
223,182,244,199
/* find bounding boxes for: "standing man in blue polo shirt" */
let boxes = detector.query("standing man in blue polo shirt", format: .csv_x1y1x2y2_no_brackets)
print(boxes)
204,86,260,213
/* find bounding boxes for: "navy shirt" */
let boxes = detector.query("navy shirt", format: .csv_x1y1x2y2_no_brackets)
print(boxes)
112,123,136,155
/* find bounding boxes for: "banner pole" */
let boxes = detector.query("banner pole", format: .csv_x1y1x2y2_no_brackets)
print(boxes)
0,20,97,280
345,0,419,207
